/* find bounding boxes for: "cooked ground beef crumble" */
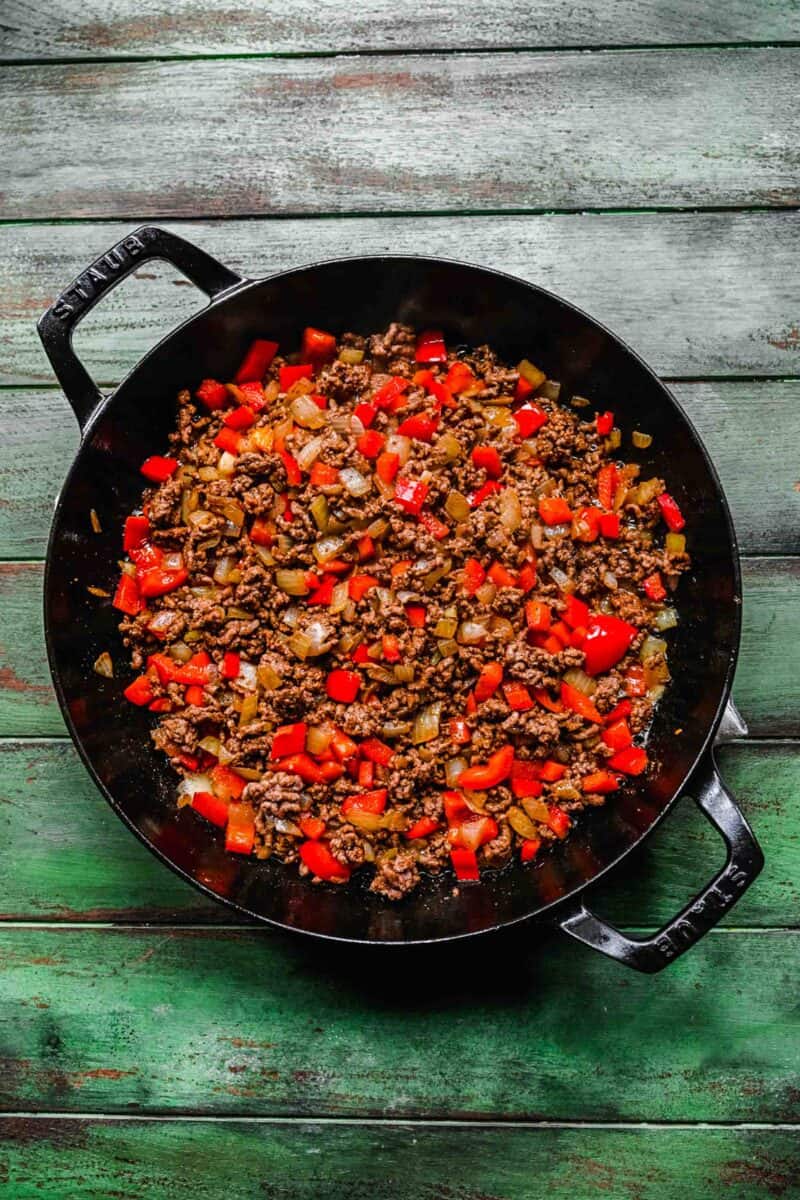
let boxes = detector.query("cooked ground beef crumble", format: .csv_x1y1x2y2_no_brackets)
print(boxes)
112,323,689,899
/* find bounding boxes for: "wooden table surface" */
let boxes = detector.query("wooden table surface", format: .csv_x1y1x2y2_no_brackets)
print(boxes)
2,4,800,1196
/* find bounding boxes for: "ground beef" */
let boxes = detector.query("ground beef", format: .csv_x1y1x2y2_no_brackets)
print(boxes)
116,322,690,900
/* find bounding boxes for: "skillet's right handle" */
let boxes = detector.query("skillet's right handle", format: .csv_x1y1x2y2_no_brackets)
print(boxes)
37,225,244,432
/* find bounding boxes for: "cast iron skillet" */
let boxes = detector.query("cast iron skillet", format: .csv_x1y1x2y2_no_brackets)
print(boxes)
37,225,763,972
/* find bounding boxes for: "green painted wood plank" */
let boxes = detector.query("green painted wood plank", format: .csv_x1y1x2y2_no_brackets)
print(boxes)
0,738,793,927
2,1120,798,1200
4,0,800,61
1,926,799,1118
0,558,795,738
8,214,799,388
2,50,799,219
4,380,799,559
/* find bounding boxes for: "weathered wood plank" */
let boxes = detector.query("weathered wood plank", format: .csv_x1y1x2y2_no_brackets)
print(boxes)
5,380,799,559
2,1119,798,1200
0,738,793,926
3,50,799,219
1,926,799,1118
1,559,796,738
4,0,800,60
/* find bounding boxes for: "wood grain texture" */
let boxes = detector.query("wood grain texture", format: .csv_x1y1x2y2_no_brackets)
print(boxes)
2,1119,799,1200
6,213,800,388
0,738,794,926
4,380,800,558
4,0,800,60
1,558,796,738
2,925,800,1118
2,50,799,219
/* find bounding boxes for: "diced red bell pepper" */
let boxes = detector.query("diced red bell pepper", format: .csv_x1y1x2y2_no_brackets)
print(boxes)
225,802,256,855
538,496,572,525
471,445,503,478
354,402,376,428
271,721,308,760
124,674,154,706
301,327,337,365
236,380,266,411
191,791,229,828
129,540,163,572
521,838,542,862
596,410,614,436
443,791,472,823
184,684,206,707
518,563,537,593
146,653,176,685
514,376,535,402
357,534,375,561
223,405,256,431
214,427,243,456
279,449,302,487
539,760,567,783
279,363,314,391
547,807,571,839
503,682,534,711
570,625,587,649
138,566,188,598
308,462,339,489
140,455,178,482
448,815,498,853
276,753,326,785
608,745,649,776
415,329,447,363
513,403,548,438
360,737,394,765
597,463,618,510
560,682,603,724
342,789,388,818
468,480,503,508
643,572,667,602
397,413,439,443
211,765,247,802
562,594,590,629
299,816,327,840
449,718,471,746
458,744,515,790
524,599,551,632
394,477,429,516
657,492,685,532
602,718,633,751
533,688,563,714
381,634,401,662
235,339,278,383
351,642,370,664
550,620,572,648
326,669,361,703
113,573,143,615
376,451,400,484
462,558,486,596
372,376,410,410
123,514,150,551
582,770,622,794
624,665,647,697
444,362,474,394
348,574,379,601
599,512,621,539
605,698,633,725
572,505,601,543
450,847,479,881
582,615,637,676
196,378,229,410
307,575,336,606
487,562,518,589
510,759,544,799
405,816,440,840
357,429,386,459
474,661,503,703
148,697,172,713
220,651,240,680
249,516,275,547
405,604,427,629
300,839,351,882
330,729,359,762
419,511,449,541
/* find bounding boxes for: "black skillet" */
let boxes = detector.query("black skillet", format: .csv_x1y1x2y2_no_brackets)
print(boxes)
37,225,763,971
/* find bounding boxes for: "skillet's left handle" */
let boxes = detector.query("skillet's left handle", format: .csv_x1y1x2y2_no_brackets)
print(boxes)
557,755,763,973
37,225,244,432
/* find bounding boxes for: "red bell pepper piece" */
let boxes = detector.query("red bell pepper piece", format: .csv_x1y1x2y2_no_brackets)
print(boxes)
124,674,154,706
513,403,548,438
514,376,535,402
279,449,302,487
608,745,649,776
471,445,503,478
550,620,572,648
462,558,486,596
599,512,620,539
184,684,206,707
448,815,498,853
572,506,601,543
220,651,240,680
539,760,567,782
547,807,571,839
223,405,256,431
140,455,178,482
474,661,503,703
351,642,370,664
354,402,376,428
236,380,266,411
376,451,400,484
235,339,278,383
301,327,336,364
357,429,385,459
524,599,551,631
538,496,572,525
624,665,647,697
415,329,447,363
300,839,351,882
602,718,633,751
405,604,427,628
195,378,229,410
397,413,439,443
450,847,479,881
657,492,685,532
449,718,471,746
306,462,338,488
372,376,410,410
443,791,472,823
225,802,256,855
249,517,275,547
458,744,514,790
562,594,590,629
518,563,537,593
560,682,603,724
520,838,542,862
582,770,622,794
147,653,176,685
271,722,308,760
214,427,243,456
360,737,394,765
138,566,188,598
279,363,314,391
418,511,449,541
129,540,163,572
191,791,229,828
326,669,361,703
605,698,633,725
596,410,614,435
405,816,440,840
299,816,326,840
112,573,143,615
503,682,534,711
357,534,375,561
510,759,544,799
330,729,359,762
487,562,518,589
211,765,246,802
307,575,337,606
582,615,637,676
382,634,402,662
123,514,150,552
348,574,379,601
275,753,327,785
643,572,667,602
597,463,618,511
468,481,503,508
394,477,429,516
148,698,172,713
444,362,474,394
342,789,388,818
533,688,563,714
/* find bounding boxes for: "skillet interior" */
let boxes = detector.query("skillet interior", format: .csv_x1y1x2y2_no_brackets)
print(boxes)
45,256,739,942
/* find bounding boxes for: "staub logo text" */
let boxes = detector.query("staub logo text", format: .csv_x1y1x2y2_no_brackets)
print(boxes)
52,233,149,319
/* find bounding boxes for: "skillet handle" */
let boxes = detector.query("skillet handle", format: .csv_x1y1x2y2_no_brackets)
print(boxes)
37,225,243,431
557,754,763,973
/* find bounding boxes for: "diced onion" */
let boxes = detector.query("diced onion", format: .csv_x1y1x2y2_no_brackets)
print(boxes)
412,701,443,745
382,721,411,739
386,434,412,466
553,781,581,801
275,817,302,836
238,661,258,690
563,668,597,696
445,491,470,522
169,641,192,663
640,635,667,662
530,522,545,550
602,570,618,590
458,620,488,645
666,532,686,555
213,555,235,585
348,810,385,834
507,806,540,839
367,517,389,539
339,347,365,364
544,523,569,538
291,395,327,429
435,433,463,461
437,639,458,658
289,631,313,659
394,664,415,682
177,773,213,801
276,569,310,596
540,380,561,401
628,477,662,506
653,607,678,631
550,566,571,590
218,451,237,475
434,617,458,639
198,736,221,756
499,487,522,532
330,581,349,614
307,725,333,756
253,544,275,567
474,581,497,607
147,610,175,637
239,692,259,726
313,534,345,563
632,431,653,449
517,359,546,387
296,435,325,471
490,616,515,642
605,429,622,450
282,605,300,628
422,559,451,590
257,664,282,691
446,757,468,787
521,796,549,823
310,495,329,532
93,651,113,677
303,619,335,656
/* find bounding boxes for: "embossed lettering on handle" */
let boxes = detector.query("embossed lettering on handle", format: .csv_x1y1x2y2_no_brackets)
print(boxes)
51,232,152,321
